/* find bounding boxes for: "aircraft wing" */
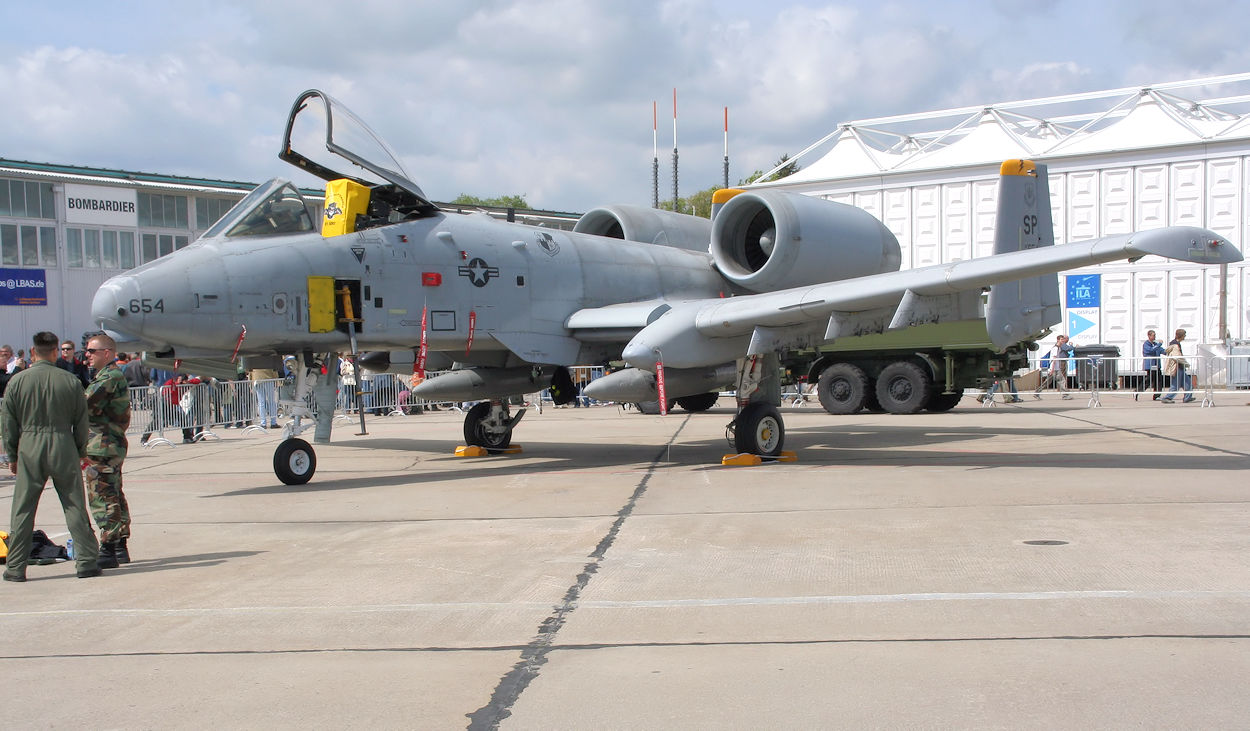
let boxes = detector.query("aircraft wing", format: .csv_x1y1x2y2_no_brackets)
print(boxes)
621,226,1241,370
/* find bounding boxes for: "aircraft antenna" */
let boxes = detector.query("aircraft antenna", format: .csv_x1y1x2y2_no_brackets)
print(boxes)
652,101,660,208
672,88,679,212
723,106,730,190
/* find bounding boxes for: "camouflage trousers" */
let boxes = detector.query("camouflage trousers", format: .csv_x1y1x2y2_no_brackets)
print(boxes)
84,455,131,543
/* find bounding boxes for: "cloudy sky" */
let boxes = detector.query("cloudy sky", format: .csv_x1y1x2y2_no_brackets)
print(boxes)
4,0,1249,212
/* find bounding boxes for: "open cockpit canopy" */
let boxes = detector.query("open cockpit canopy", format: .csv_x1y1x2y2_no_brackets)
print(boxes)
279,89,436,217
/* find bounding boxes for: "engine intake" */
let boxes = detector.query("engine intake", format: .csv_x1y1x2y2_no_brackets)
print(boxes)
710,190,901,292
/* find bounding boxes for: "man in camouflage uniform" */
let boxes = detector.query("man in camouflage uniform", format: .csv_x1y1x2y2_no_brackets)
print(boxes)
2,331,101,581
82,334,132,568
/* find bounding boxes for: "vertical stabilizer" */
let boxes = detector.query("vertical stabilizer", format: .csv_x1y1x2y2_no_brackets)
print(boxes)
986,159,1061,349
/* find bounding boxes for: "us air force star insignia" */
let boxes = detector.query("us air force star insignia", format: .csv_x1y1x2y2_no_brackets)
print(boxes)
325,201,343,220
536,231,560,257
457,257,499,287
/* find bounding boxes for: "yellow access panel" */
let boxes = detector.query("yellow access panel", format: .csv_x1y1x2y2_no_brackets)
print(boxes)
307,276,337,333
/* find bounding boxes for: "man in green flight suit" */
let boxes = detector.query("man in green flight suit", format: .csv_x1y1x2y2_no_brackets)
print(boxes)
82,333,132,568
2,331,101,581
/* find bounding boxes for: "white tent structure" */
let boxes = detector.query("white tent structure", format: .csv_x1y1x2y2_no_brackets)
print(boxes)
752,74,1250,358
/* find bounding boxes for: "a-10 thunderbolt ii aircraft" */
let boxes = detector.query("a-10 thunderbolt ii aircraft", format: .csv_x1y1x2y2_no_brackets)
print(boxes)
92,89,1241,484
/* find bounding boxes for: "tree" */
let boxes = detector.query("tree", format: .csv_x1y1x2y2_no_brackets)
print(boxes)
451,193,530,209
741,153,800,185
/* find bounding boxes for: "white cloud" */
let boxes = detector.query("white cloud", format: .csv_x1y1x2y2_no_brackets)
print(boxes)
1,1,1248,211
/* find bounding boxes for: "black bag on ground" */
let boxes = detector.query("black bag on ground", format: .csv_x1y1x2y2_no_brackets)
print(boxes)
29,530,69,565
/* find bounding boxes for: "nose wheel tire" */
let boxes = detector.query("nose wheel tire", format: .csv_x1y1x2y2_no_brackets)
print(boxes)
732,402,785,456
274,438,316,485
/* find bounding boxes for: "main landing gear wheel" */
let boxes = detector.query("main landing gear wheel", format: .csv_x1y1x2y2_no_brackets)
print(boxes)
464,402,513,449
817,362,869,415
676,392,720,412
635,399,676,415
274,438,316,485
732,402,785,456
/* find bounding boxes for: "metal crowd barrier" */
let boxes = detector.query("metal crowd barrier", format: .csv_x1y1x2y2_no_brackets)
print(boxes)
979,353,1250,407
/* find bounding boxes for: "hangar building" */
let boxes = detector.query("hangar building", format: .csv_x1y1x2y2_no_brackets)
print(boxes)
751,73,1250,358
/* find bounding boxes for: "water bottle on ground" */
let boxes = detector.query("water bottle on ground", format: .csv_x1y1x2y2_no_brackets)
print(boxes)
66,537,74,559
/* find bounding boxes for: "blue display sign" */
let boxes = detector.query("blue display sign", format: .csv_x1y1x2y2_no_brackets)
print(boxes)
0,268,48,306
1065,274,1100,308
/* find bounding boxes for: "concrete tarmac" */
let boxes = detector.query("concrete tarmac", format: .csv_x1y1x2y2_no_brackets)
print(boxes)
2,395,1248,729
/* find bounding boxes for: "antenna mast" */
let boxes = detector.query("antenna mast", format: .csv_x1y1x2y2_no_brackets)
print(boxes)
651,101,659,208
671,88,679,212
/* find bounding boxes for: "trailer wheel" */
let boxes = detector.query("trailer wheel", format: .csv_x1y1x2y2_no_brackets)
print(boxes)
875,361,932,414
817,363,869,415
926,388,964,412
862,383,885,413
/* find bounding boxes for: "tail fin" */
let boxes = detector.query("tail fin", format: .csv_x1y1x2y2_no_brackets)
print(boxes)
986,159,1062,349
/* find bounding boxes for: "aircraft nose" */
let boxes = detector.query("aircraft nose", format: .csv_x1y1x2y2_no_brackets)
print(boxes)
92,275,142,334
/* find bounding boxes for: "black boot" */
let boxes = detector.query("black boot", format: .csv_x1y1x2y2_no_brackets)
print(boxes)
114,538,131,564
97,541,120,569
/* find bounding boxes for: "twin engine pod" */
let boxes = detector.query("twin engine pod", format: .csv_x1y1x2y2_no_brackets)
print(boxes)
573,204,712,253
709,190,902,292
574,190,902,295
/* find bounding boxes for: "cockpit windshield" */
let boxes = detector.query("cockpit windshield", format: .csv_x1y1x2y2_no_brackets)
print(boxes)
202,178,314,239
280,89,432,207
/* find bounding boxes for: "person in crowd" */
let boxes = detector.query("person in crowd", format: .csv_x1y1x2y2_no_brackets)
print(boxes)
1034,334,1076,400
980,376,1022,403
1,331,102,581
139,366,173,445
249,366,280,428
55,340,91,388
1138,329,1166,401
2,344,21,374
82,334,132,568
1161,328,1194,403
339,355,358,413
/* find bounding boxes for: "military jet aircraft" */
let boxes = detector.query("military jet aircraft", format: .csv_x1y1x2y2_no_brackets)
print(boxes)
92,89,1242,483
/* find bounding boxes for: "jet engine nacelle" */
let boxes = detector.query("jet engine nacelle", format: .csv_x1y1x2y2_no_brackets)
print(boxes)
573,204,713,253
709,190,902,293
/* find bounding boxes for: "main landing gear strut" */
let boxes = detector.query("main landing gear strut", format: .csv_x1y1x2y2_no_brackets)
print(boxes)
726,353,787,457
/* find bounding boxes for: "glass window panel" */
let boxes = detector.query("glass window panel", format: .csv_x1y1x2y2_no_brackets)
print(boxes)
25,182,42,217
119,231,135,269
159,234,173,257
39,226,56,266
102,230,118,268
84,228,101,267
162,196,174,228
66,228,83,267
175,235,188,250
0,180,10,216
10,180,25,216
40,183,54,219
196,197,208,230
137,193,150,227
142,233,157,263
20,225,38,266
1,224,17,265
175,196,187,228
